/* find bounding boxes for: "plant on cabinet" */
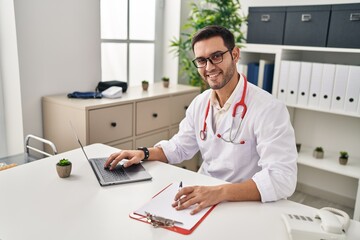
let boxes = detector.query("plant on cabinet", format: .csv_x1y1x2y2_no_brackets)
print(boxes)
56,158,72,178
313,147,324,159
339,151,349,165
142,80,149,91
162,77,170,88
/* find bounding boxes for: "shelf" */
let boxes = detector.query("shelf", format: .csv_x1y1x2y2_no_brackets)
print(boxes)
298,146,360,179
243,43,360,54
286,104,360,119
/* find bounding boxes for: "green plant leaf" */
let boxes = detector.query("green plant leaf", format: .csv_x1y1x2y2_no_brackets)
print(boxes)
170,0,246,90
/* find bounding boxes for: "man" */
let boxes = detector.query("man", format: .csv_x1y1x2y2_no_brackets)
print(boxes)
105,25,297,215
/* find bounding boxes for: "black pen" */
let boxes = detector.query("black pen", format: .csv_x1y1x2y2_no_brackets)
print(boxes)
177,181,183,208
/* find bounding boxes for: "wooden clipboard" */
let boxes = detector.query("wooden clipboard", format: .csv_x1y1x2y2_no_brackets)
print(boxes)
129,183,217,235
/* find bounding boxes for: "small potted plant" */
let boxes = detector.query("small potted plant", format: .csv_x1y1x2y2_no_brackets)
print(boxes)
313,147,324,159
142,80,149,91
56,158,72,178
339,151,349,165
162,77,170,88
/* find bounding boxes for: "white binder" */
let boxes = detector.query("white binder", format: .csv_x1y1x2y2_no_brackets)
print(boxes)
331,65,349,111
308,63,323,108
286,61,301,105
277,60,290,103
319,64,336,110
297,62,312,106
344,65,360,113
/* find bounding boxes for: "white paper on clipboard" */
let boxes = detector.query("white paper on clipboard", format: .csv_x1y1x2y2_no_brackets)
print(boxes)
133,183,212,230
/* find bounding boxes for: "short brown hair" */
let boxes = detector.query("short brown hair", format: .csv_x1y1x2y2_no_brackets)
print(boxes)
191,25,235,52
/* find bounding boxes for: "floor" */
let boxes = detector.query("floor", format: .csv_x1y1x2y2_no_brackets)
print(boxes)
289,190,354,219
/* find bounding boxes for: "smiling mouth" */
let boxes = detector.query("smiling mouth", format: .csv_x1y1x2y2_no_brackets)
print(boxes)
206,72,221,79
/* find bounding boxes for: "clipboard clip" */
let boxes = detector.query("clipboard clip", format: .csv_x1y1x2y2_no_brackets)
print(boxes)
145,212,183,228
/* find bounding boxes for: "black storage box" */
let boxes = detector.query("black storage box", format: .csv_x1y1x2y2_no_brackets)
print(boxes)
247,7,286,45
327,3,360,48
96,80,128,93
283,5,331,47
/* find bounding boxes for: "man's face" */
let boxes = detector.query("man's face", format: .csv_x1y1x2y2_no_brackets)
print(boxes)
193,36,237,90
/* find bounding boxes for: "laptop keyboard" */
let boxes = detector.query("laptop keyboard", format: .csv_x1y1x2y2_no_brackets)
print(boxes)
93,158,130,182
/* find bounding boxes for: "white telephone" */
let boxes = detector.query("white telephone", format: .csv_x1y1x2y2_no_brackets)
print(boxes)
282,207,350,240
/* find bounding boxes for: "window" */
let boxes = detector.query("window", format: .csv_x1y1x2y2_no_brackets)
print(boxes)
100,0,162,86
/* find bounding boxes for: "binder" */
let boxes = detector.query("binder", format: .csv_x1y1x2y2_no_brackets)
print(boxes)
130,183,216,235
262,63,275,93
286,61,301,105
308,63,324,108
258,59,273,90
319,64,336,110
297,62,312,106
247,62,259,86
344,65,360,113
277,60,290,102
331,65,350,111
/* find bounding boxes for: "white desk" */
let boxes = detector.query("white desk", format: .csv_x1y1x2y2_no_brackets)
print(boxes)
1,144,359,240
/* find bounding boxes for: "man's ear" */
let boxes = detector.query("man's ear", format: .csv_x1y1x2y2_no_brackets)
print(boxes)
232,47,240,63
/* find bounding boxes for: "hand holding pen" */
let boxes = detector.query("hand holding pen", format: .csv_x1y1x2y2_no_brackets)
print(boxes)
173,184,222,215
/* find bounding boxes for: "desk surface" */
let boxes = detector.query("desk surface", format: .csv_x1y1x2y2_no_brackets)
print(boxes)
1,144,359,240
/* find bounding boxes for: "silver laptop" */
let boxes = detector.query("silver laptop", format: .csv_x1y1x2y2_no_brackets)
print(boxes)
71,124,152,186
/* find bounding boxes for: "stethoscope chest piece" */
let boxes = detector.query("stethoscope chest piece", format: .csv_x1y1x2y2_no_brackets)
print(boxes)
200,130,207,141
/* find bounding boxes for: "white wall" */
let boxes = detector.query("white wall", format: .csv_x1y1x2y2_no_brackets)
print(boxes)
14,0,101,143
162,0,181,85
0,0,24,156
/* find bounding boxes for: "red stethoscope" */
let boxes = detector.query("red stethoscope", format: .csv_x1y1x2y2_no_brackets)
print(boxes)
199,74,248,144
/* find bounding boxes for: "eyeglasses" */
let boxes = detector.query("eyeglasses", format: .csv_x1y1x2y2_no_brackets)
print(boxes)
192,49,232,68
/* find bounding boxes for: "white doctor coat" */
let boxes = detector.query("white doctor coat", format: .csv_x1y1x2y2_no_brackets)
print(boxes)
156,75,297,202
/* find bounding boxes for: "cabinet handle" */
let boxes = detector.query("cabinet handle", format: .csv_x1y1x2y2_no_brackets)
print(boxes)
261,14,270,22
301,14,311,22
350,13,360,21
152,113,158,118
111,122,117,127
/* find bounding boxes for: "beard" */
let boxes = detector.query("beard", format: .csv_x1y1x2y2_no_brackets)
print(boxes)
201,62,236,90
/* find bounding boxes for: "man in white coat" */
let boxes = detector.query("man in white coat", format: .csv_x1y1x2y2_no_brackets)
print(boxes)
105,25,297,215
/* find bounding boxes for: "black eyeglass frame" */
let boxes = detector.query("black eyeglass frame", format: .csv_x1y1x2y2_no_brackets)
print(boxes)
192,48,233,68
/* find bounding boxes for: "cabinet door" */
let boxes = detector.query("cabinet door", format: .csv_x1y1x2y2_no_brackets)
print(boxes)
136,98,170,135
89,104,133,144
170,92,198,125
112,140,133,151
135,130,169,148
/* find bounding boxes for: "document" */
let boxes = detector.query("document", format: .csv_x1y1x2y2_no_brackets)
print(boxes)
331,65,349,111
344,65,360,113
286,61,301,105
131,183,216,234
277,60,290,103
308,63,323,108
297,62,312,106
319,64,336,110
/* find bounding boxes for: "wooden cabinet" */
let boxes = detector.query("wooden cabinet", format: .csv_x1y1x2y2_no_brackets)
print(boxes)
42,83,199,171
240,43,360,220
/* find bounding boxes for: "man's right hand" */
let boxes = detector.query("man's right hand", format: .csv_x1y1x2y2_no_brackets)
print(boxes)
104,150,145,170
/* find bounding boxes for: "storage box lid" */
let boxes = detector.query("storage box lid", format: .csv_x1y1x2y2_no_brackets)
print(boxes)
286,5,331,12
332,3,360,11
249,7,286,13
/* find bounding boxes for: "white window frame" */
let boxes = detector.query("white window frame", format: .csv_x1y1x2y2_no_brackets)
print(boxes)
100,0,164,85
